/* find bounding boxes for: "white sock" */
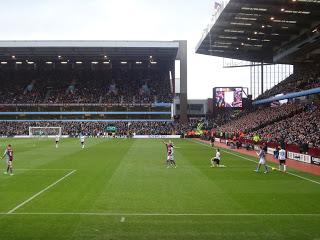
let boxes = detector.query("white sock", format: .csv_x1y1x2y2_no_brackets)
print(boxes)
284,165,287,171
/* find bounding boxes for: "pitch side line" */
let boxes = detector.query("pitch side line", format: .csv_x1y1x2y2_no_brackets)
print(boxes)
1,212,320,216
189,140,320,186
7,170,77,214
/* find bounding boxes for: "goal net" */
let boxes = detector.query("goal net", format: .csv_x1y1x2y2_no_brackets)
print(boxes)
29,127,62,138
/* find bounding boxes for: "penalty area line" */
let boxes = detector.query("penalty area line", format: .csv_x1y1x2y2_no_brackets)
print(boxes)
7,170,77,214
189,139,320,186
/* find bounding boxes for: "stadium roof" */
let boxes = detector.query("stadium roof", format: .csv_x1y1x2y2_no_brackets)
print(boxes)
196,0,320,63
0,40,179,62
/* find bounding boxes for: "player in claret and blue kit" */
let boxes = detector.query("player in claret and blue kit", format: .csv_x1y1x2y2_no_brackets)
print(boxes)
1,144,14,176
163,140,178,168
254,146,269,174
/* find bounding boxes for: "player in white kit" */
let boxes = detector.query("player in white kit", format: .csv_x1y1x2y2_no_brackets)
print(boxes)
55,135,60,148
210,149,225,168
211,149,221,167
80,135,85,149
278,148,287,172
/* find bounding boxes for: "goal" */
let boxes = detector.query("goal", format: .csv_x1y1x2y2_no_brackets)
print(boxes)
29,127,62,138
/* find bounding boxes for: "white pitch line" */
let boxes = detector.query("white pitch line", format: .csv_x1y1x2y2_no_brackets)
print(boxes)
285,172,320,185
190,140,320,186
0,212,320,216
15,169,75,171
7,170,77,214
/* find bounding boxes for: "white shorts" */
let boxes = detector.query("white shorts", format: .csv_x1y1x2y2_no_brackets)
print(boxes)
259,158,266,165
167,155,174,161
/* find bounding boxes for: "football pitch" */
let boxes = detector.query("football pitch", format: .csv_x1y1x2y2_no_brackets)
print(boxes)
0,138,320,240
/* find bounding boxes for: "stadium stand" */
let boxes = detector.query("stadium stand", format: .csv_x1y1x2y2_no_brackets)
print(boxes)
257,64,320,100
248,103,320,148
213,102,320,149
195,0,320,156
0,69,172,104
216,103,304,134
0,121,176,137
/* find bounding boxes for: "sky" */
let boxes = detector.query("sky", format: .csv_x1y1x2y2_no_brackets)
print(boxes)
0,0,250,99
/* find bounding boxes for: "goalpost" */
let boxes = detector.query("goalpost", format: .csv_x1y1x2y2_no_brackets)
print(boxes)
29,127,62,138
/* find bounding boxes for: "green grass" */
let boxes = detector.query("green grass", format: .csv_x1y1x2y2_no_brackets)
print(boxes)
0,138,320,240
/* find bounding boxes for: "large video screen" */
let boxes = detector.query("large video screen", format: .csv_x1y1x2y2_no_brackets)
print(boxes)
214,87,243,108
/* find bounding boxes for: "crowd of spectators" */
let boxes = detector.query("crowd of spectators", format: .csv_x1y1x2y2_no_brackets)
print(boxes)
1,100,319,148
0,118,220,137
1,64,319,149
0,121,176,137
0,69,173,104
217,102,304,135
215,102,320,148
224,64,320,149
257,64,320,100
248,104,320,148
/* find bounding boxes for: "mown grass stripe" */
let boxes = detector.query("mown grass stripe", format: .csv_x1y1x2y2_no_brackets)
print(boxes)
189,139,320,185
7,170,77,214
